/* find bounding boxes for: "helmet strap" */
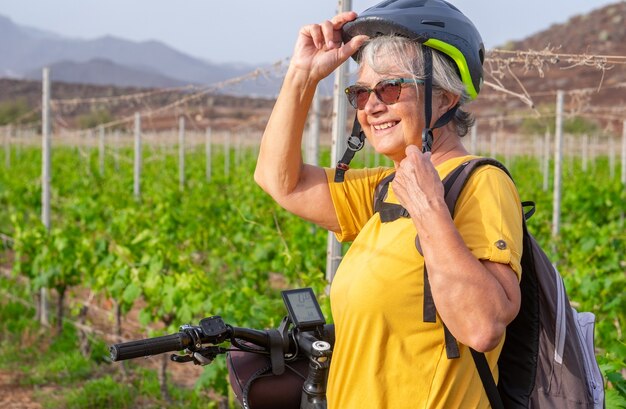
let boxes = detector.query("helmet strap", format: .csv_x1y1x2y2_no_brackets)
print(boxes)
422,46,434,153
421,46,460,153
334,114,366,182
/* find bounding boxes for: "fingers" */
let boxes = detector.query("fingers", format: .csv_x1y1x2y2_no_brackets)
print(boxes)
293,11,368,79
405,144,432,160
307,11,363,51
304,24,324,50
320,20,338,49
329,11,359,27
405,144,420,156
401,145,426,167
399,147,418,172
339,34,369,59
396,147,438,192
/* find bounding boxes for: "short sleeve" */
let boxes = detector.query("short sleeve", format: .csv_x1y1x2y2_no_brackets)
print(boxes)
324,167,395,242
452,166,524,280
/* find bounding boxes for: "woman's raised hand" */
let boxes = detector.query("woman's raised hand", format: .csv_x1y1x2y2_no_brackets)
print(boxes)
290,11,368,82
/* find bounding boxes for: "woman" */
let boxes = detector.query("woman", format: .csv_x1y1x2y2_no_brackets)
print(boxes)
255,1,523,407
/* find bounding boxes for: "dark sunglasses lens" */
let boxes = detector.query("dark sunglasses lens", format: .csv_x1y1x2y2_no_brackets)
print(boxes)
376,81,402,105
346,86,370,109
346,80,406,109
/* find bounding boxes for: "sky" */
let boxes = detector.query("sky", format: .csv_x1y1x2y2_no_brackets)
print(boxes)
0,0,619,66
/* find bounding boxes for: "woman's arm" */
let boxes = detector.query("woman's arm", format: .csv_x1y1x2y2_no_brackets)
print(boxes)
393,145,522,352
254,12,368,232
254,67,338,231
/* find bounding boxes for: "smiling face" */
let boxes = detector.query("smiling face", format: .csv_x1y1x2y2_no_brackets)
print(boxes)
356,63,424,164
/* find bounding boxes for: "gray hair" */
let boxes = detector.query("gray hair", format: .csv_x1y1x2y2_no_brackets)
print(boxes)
358,36,475,137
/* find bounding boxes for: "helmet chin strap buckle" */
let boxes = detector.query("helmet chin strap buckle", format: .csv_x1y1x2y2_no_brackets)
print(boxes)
334,114,366,182
347,135,365,151
422,128,434,153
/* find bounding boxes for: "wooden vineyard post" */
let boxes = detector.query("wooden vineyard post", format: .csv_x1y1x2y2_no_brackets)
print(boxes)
582,134,589,172
205,127,212,182
40,67,51,326
4,125,11,168
620,120,626,226
327,0,352,284
224,131,231,179
235,131,242,169
622,120,626,186
305,90,320,167
609,135,616,179
179,116,185,190
134,112,142,200
543,128,550,191
114,130,120,172
552,90,564,241
99,125,105,176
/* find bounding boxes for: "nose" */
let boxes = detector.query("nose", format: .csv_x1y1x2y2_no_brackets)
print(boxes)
362,91,385,114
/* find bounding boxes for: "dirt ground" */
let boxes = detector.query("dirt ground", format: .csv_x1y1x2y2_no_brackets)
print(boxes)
0,371,42,409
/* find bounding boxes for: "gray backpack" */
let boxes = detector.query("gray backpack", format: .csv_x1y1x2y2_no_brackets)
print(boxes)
373,157,605,408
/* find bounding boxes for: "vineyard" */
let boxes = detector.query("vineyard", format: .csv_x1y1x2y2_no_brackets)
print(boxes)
1,3,626,403
0,130,624,407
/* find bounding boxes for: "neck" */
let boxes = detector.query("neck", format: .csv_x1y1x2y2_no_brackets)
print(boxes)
391,128,469,169
429,128,468,166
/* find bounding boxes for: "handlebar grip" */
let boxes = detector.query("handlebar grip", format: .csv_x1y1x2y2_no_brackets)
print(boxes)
110,333,191,361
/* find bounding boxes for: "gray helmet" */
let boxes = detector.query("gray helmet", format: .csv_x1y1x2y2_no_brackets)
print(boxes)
342,0,484,99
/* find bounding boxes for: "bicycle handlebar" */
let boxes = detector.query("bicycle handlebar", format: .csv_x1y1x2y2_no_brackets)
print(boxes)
110,332,193,361
109,315,335,363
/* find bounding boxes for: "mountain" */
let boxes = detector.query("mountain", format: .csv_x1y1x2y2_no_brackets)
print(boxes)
0,14,256,88
23,58,189,88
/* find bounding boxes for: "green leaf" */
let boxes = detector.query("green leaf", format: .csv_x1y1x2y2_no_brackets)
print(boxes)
122,282,140,304
604,388,626,409
131,229,152,245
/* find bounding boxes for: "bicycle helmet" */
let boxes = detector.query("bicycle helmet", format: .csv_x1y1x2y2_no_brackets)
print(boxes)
334,0,484,182
342,0,484,100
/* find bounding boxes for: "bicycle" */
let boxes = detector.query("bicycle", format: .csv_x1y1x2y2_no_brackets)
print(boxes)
109,287,334,409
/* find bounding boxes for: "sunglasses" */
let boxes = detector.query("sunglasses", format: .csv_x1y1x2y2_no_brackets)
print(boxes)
345,78,424,110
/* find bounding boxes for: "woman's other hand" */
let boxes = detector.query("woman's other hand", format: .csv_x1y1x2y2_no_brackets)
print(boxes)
393,145,446,224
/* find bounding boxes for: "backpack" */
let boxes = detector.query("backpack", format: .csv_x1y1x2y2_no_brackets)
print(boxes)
373,157,605,408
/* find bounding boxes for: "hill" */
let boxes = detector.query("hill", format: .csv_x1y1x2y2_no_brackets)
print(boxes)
0,77,279,132
468,1,626,133
1,2,625,134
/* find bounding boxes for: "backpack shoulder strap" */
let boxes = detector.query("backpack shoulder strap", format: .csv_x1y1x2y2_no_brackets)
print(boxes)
373,172,411,222
441,158,510,216
373,172,396,212
440,157,511,409
443,158,537,221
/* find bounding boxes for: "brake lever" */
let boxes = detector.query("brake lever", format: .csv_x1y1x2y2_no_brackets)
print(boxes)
171,346,226,366
170,353,195,364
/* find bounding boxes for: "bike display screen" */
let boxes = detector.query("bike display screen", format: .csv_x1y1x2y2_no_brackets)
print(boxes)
281,288,326,330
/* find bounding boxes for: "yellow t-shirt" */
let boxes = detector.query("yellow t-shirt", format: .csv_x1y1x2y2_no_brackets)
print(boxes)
324,155,523,409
